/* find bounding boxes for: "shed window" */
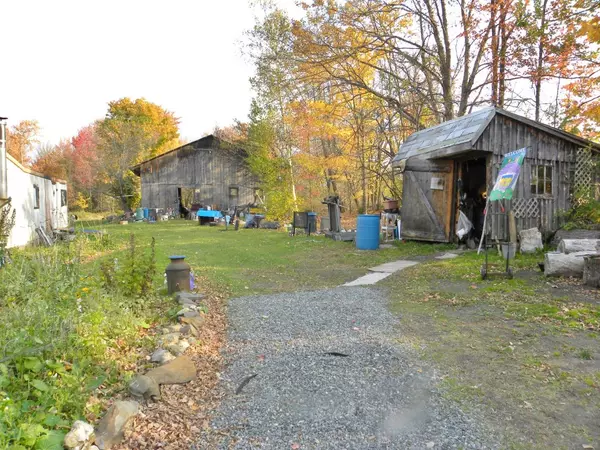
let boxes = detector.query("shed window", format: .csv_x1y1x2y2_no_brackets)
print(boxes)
531,165,553,196
61,189,67,207
33,184,40,209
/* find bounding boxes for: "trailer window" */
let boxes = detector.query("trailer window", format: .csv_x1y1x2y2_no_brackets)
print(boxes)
61,189,67,207
531,165,553,196
34,184,40,209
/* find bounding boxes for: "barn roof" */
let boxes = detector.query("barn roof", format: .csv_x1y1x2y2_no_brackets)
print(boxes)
392,107,599,163
131,134,235,175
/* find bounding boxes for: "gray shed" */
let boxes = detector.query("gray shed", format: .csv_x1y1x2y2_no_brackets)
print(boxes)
132,135,261,213
392,107,600,242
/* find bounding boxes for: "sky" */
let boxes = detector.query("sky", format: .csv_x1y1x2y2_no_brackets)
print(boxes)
1,0,300,146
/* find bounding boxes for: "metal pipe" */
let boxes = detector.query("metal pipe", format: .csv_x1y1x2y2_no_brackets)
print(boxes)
0,117,7,200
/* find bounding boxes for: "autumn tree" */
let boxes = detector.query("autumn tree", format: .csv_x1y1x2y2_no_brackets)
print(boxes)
31,140,72,181
6,120,40,165
96,98,179,212
245,7,301,210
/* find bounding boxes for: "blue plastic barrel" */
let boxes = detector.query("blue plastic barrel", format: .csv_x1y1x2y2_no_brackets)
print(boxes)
135,208,144,220
356,214,380,250
143,208,149,219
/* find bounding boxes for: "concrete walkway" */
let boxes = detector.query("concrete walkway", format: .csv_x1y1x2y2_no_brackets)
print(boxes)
342,252,460,287
342,260,419,286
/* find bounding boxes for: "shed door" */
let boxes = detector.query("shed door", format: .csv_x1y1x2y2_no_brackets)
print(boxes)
401,159,455,242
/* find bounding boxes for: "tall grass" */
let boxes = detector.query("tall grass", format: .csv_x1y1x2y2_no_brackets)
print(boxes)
0,235,163,449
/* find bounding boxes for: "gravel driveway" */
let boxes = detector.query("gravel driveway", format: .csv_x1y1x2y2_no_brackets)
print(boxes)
202,287,498,449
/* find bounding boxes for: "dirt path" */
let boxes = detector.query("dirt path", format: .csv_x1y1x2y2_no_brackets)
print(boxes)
201,286,498,449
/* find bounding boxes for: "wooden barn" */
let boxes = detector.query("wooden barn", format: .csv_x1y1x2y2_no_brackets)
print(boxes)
392,107,600,242
132,135,261,213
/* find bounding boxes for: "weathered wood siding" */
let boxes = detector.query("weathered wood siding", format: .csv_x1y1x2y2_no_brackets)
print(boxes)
474,114,580,239
138,139,260,211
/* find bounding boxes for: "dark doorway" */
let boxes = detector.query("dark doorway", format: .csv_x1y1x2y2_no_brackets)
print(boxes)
457,158,487,236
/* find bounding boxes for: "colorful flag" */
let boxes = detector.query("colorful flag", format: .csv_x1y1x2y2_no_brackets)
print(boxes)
489,148,527,201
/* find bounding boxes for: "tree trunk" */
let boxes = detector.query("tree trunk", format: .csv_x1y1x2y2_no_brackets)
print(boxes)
583,256,600,288
544,251,596,277
558,239,600,254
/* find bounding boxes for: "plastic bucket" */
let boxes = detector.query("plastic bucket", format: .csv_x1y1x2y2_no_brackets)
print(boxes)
356,214,380,250
143,208,149,219
501,242,516,259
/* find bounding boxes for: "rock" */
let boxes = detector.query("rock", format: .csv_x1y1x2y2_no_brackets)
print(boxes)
145,355,196,385
187,336,198,345
158,332,180,347
167,339,190,356
129,374,160,400
90,446,100,450
150,348,175,365
176,308,199,317
426,442,435,449
64,420,94,449
95,400,139,449
179,315,205,334
179,324,195,336
162,323,182,334
175,291,204,304
519,227,543,253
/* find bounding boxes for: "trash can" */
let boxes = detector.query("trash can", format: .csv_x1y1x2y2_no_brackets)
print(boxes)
307,212,317,234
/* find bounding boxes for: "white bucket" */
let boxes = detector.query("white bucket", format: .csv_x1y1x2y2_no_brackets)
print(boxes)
501,242,517,259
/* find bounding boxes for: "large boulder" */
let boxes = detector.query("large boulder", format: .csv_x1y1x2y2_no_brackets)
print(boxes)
519,227,543,253
95,400,139,449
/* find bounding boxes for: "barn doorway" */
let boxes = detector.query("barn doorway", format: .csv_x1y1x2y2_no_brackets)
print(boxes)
457,157,487,236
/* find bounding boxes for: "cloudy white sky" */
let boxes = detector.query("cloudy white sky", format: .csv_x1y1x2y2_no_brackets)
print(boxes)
1,0,300,145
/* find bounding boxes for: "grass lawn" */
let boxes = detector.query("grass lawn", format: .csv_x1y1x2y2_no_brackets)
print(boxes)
381,251,600,449
6,218,599,449
86,219,453,296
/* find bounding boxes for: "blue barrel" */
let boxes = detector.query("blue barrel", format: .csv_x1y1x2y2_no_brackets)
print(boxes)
356,214,380,250
143,208,149,219
135,208,144,220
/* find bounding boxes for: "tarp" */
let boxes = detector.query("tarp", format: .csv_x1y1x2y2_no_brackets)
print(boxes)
489,148,527,201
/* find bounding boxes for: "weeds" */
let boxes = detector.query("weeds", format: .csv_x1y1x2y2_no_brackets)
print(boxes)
0,235,164,449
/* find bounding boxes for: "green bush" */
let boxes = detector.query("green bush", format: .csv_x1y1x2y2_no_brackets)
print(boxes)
0,236,163,449
562,198,600,230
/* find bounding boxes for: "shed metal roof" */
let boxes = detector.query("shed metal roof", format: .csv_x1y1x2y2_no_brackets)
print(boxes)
393,107,599,163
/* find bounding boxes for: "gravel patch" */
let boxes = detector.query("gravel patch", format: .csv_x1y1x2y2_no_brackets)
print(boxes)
201,287,499,449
